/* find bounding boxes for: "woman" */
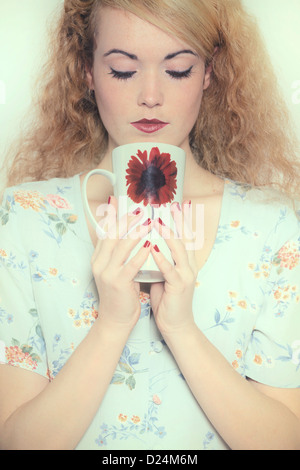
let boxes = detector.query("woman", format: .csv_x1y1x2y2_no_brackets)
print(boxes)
0,0,299,450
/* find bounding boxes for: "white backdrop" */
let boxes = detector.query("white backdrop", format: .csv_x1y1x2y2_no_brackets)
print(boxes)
1,0,299,190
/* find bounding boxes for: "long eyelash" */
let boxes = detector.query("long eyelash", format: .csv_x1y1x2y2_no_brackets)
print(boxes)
109,67,193,81
166,66,193,80
109,68,136,81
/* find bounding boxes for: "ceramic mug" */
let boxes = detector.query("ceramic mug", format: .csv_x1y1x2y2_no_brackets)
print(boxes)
82,142,186,282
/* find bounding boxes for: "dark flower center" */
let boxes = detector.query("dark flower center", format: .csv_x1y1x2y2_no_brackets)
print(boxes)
137,164,166,196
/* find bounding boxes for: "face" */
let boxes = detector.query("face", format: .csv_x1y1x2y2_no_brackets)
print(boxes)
86,7,212,155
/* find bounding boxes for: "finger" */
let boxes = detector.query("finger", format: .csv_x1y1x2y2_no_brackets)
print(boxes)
150,243,181,285
118,207,145,239
107,218,153,268
94,197,146,240
95,196,118,240
96,197,144,241
92,192,153,277
92,233,119,278
170,202,183,239
92,217,153,278
149,281,164,310
171,201,197,272
181,200,195,241
170,200,194,242
122,240,152,280
91,196,116,267
92,196,128,274
153,217,189,270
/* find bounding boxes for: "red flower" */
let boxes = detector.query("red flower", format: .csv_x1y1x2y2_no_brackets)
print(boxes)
126,147,177,206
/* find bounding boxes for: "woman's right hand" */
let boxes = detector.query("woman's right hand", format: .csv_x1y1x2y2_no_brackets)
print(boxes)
91,196,152,330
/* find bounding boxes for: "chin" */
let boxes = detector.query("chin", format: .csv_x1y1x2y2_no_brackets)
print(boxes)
108,134,189,150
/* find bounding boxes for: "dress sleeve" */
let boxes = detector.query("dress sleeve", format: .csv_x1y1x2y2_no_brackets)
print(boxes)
244,229,300,388
0,189,49,378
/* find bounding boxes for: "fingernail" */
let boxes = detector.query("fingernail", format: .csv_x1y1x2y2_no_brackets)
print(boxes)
132,207,142,216
143,218,152,226
108,196,111,205
144,240,151,248
153,244,160,253
158,217,165,226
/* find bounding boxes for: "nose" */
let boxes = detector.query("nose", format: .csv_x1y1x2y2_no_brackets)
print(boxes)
137,71,164,108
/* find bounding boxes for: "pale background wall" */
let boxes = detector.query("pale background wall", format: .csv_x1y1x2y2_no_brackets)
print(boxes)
0,0,299,191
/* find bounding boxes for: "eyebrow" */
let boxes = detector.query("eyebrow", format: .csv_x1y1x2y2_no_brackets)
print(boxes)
103,48,197,61
103,49,138,60
164,50,197,60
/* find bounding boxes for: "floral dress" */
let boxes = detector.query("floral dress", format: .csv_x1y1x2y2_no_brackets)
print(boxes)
0,176,299,450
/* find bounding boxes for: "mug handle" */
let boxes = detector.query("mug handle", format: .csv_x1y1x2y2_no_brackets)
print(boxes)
81,169,117,236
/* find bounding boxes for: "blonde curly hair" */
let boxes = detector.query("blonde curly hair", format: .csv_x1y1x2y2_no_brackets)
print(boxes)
4,0,300,199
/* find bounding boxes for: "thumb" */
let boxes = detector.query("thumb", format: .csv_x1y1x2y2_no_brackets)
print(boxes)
150,281,164,313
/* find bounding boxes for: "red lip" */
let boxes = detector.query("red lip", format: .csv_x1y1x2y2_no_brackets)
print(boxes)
131,119,169,134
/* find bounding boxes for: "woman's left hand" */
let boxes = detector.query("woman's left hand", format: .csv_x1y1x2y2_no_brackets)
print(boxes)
150,201,199,336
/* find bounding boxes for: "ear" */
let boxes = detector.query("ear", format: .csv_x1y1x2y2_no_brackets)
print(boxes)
203,46,219,90
203,63,213,90
85,63,94,90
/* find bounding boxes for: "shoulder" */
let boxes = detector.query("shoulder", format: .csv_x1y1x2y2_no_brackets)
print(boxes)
3,175,79,203
225,180,300,245
0,175,81,245
1,175,80,218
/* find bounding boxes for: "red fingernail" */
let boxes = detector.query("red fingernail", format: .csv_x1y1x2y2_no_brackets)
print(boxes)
144,240,151,248
153,244,160,252
158,217,165,226
132,208,142,215
108,196,111,204
143,218,152,226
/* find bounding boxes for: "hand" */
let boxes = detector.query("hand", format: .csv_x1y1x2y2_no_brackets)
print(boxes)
92,197,152,330
150,201,199,336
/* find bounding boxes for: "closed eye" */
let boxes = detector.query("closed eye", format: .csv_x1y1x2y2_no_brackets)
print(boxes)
109,65,193,81
166,66,193,80
109,68,137,80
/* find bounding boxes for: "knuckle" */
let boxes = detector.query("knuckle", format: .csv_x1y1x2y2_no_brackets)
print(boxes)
98,269,114,286
92,261,111,284
91,261,102,278
183,269,197,286
128,257,140,271
161,259,174,276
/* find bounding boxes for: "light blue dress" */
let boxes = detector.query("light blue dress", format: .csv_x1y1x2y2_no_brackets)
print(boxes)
0,175,299,450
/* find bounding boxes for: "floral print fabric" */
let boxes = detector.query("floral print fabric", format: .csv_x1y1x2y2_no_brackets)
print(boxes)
0,176,299,450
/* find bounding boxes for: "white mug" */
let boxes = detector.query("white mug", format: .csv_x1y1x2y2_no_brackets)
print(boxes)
82,143,186,282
